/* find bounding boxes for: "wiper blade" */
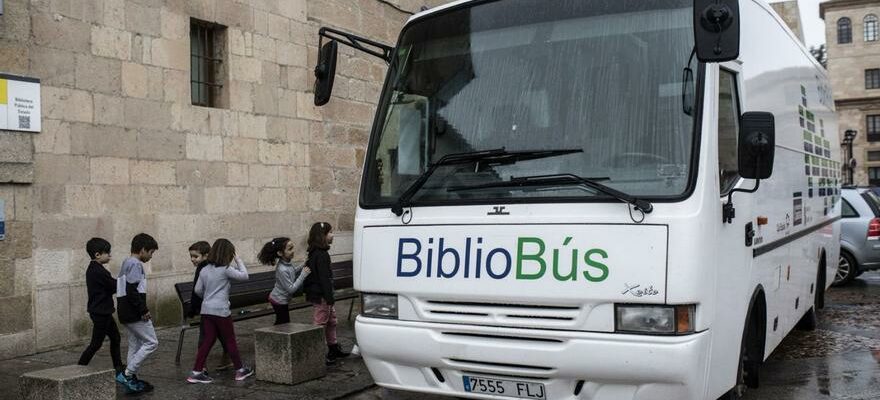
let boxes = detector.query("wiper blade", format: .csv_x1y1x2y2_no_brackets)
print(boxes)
390,148,583,216
448,173,653,214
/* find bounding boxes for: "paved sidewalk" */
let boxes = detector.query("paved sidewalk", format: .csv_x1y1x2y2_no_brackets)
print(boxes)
0,303,375,400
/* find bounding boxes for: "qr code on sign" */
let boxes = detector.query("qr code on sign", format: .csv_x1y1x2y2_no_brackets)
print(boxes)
18,115,30,129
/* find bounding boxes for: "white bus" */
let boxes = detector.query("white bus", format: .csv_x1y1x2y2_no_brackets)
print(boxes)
313,1,841,399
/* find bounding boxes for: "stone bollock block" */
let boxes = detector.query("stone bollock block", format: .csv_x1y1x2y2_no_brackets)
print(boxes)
18,365,114,400
254,323,326,385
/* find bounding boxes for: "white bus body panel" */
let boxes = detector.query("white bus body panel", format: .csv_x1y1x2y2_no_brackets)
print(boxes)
354,1,840,399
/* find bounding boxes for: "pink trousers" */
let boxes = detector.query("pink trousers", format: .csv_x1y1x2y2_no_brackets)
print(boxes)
312,300,338,345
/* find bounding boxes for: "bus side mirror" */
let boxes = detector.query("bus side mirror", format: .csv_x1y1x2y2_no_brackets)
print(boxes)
314,40,338,106
694,0,740,63
738,112,775,179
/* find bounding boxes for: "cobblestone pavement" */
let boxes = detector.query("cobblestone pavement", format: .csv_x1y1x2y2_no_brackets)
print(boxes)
346,271,880,400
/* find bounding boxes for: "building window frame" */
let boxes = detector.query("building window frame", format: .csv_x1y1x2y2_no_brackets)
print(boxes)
867,69,880,90
191,19,228,108
868,115,880,142
869,150,880,162
866,14,879,42
870,167,880,185
838,17,853,44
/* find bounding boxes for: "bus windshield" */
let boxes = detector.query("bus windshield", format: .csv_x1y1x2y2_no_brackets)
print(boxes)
361,0,698,207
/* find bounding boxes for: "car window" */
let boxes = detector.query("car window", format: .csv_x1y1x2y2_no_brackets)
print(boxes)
862,191,880,217
842,199,859,218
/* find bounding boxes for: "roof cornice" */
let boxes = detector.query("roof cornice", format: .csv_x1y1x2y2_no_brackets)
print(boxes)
821,0,880,19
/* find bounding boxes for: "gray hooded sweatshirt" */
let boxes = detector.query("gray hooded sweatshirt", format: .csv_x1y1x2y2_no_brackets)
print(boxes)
268,260,310,305
194,257,249,317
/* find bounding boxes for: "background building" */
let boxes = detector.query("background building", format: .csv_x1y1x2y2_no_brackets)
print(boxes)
772,0,807,44
0,0,446,358
822,0,880,185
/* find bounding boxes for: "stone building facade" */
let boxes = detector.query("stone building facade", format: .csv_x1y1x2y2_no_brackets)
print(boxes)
822,0,880,186
0,0,446,358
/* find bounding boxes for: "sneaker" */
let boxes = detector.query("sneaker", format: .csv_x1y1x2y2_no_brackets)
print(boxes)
186,371,213,384
131,375,154,392
234,366,254,381
116,372,144,394
325,353,337,366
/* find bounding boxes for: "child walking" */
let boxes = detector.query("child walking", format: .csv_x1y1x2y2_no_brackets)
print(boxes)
259,237,311,325
303,222,350,364
116,233,159,394
77,238,125,378
187,241,232,371
187,239,254,384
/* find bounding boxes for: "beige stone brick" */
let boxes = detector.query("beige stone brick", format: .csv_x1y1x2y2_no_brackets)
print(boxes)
286,67,310,91
249,164,281,187
208,108,239,137
0,329,35,358
223,137,259,163
229,80,255,112
63,185,104,216
35,286,70,350
33,215,114,250
0,220,31,259
182,0,215,22
229,29,248,56
307,0,358,35
335,168,362,193
0,0,30,42
309,167,335,192
287,119,309,143
238,113,268,139
253,34,277,62
34,119,70,154
122,62,149,98
29,47,76,87
90,25,132,60
32,13,90,52
126,1,161,36
177,105,212,135
204,187,257,213
0,133,32,163
277,42,307,67
103,0,126,30
150,38,189,71
69,123,137,158
176,160,227,186
227,163,249,186
161,8,188,40
290,142,309,166
37,185,65,216
156,214,200,248
34,249,72,287
253,84,278,115
253,9,269,36
278,89,298,118
14,258,35,297
14,186,33,221
286,189,309,211
131,160,177,185
296,92,322,121
124,98,172,130
34,154,90,185
259,188,287,212
289,21,311,46
90,157,130,185
139,186,190,214
279,1,307,21
101,185,139,215
281,166,309,188
266,117,287,141
230,55,263,83
216,0,254,30
93,93,125,126
259,140,290,165
164,69,190,104
268,14,290,41
74,54,122,94
137,129,186,161
186,134,224,161
43,86,93,123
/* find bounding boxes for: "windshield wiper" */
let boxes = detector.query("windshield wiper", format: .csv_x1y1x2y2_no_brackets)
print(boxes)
448,173,653,214
390,148,583,216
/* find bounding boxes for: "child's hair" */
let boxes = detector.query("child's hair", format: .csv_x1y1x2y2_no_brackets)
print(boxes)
131,233,158,253
207,238,236,267
258,237,291,265
188,241,211,255
307,222,333,252
86,237,112,259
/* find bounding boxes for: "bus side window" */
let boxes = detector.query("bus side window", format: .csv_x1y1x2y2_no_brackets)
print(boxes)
718,70,741,195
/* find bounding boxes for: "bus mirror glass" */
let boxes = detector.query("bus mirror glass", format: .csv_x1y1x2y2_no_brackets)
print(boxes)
693,0,740,63
314,40,338,106
738,112,775,180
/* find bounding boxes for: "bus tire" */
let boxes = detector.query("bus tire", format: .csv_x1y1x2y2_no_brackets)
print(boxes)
795,307,817,331
719,301,764,400
816,255,826,310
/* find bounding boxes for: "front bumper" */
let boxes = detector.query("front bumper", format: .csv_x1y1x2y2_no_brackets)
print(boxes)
356,316,712,400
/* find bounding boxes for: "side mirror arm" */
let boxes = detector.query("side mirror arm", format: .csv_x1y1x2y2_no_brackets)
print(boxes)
319,27,394,63
723,179,760,224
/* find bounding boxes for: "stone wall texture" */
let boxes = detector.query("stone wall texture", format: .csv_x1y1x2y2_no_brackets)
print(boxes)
823,0,880,185
0,0,449,357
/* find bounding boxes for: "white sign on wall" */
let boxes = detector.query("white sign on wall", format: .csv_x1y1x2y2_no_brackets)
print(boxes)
0,74,41,133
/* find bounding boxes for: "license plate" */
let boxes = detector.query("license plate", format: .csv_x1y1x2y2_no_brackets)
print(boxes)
462,375,546,399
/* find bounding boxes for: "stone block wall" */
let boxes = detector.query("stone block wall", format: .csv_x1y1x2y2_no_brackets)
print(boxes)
0,0,449,357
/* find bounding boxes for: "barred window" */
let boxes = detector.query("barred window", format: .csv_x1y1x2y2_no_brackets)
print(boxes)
838,17,852,44
866,15,879,42
867,69,880,89
868,115,880,142
191,20,228,108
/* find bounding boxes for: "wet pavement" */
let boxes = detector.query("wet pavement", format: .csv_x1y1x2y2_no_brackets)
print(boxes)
347,271,880,400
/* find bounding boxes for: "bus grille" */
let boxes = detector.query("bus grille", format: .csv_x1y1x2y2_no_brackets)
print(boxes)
420,300,585,330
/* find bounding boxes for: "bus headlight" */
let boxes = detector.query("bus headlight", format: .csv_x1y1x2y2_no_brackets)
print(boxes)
361,293,398,319
615,304,695,334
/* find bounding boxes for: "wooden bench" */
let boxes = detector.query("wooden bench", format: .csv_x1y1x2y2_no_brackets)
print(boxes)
173,259,357,365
